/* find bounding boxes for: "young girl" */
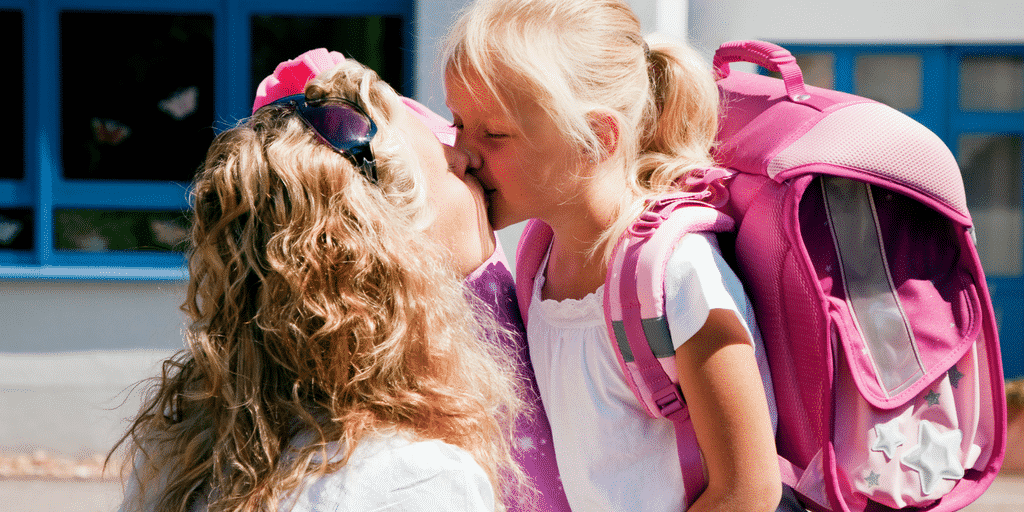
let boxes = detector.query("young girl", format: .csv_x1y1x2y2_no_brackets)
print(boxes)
444,1,786,511
113,49,539,512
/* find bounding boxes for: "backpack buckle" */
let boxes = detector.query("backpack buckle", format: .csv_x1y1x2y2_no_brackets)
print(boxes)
653,385,688,421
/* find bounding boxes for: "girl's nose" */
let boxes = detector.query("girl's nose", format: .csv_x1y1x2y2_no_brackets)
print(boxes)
454,134,483,171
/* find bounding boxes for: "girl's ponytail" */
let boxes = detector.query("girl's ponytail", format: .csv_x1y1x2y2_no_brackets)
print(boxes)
636,38,720,195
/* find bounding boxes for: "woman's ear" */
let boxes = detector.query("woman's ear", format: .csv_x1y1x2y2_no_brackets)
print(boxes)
587,110,621,162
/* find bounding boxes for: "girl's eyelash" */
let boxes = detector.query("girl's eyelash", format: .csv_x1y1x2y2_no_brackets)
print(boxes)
447,122,507,138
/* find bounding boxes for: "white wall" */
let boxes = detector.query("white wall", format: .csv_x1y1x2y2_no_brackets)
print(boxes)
412,0,469,119
689,0,1024,58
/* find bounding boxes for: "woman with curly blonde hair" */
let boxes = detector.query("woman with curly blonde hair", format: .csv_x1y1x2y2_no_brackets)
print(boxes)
113,49,534,512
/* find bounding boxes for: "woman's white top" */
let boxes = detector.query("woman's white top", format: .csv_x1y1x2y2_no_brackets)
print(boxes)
120,431,495,512
279,433,495,512
527,232,778,512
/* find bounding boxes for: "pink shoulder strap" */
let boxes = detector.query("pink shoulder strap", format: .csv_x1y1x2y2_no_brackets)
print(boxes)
514,219,554,327
606,195,734,505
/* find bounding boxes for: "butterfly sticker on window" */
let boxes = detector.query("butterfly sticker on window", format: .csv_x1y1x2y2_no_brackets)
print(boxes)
159,86,198,120
91,118,132,146
150,218,189,249
0,215,23,246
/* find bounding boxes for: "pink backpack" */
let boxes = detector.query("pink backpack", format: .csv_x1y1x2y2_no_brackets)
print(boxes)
515,40,1006,511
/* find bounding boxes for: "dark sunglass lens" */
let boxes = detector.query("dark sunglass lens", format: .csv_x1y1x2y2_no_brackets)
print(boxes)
302,104,372,151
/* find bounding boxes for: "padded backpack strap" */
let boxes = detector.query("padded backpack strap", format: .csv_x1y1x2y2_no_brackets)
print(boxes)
606,195,735,505
514,219,554,327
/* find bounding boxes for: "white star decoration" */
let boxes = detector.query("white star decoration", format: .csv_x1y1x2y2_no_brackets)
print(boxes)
517,435,537,452
901,420,965,496
871,416,907,460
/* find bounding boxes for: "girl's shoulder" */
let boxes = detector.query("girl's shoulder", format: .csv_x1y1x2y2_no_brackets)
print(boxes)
666,231,728,281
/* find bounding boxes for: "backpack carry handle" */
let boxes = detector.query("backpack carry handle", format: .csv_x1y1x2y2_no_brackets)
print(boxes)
713,40,813,104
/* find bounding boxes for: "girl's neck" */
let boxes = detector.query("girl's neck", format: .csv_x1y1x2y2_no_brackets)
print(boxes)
540,165,634,302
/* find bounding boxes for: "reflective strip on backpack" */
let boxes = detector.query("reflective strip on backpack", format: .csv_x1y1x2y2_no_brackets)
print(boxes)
612,317,676,363
821,175,924,396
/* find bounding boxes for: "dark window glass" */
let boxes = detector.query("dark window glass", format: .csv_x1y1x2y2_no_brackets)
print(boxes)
959,134,1023,276
3,10,24,180
54,209,190,252
855,54,923,112
251,16,405,97
960,55,1023,112
59,12,215,182
0,209,32,250
792,53,835,90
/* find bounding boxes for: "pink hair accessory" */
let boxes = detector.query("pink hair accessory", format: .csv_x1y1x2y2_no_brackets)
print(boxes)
251,48,347,113
252,48,455,147
401,97,456,146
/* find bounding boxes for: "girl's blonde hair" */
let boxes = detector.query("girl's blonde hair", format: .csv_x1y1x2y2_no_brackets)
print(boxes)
444,0,720,257
112,59,526,512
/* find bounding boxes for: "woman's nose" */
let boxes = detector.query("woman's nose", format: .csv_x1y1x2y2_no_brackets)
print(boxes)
443,144,470,178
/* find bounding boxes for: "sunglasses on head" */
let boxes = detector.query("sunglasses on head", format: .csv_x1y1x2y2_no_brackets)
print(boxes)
265,94,379,184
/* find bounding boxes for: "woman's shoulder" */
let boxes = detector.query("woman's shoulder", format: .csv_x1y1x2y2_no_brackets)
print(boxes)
345,431,485,476
283,431,495,511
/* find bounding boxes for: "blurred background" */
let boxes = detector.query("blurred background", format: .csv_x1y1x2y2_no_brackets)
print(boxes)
1,0,1022,510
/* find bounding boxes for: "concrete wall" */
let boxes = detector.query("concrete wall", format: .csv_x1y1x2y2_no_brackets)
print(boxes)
0,280,187,353
1,280,187,459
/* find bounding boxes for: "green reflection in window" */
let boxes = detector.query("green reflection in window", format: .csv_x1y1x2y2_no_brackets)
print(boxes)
55,210,190,252
960,55,1023,112
959,134,1023,276
794,53,835,90
855,54,922,112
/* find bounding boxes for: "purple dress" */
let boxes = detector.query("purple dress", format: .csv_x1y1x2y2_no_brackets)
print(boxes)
464,243,572,512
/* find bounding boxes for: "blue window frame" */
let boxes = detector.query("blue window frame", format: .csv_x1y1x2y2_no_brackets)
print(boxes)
778,43,1024,378
3,0,413,280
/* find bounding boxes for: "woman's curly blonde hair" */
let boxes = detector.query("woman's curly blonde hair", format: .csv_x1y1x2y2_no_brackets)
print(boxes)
112,60,526,512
